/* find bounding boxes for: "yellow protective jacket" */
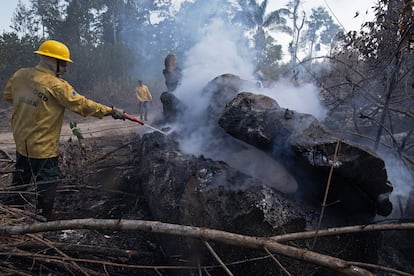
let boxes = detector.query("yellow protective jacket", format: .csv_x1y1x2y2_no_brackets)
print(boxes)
3,64,112,159
135,84,152,102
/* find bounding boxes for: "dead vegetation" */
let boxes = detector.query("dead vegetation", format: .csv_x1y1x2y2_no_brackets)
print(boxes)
0,129,413,276
1,202,414,275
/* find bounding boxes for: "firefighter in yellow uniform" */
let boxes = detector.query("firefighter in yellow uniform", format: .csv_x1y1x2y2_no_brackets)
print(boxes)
135,80,152,121
3,40,125,220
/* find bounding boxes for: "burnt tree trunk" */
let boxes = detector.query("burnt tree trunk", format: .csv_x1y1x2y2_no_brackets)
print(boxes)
218,92,393,219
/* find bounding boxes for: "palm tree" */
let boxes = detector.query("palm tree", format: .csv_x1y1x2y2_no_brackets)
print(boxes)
232,0,291,70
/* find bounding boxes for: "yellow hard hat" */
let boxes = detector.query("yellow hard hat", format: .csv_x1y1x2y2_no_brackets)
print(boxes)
34,40,73,62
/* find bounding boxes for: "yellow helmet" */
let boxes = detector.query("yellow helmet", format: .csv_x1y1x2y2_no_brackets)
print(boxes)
34,40,73,62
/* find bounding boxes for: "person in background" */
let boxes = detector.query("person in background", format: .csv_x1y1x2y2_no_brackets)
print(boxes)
2,39,125,220
135,80,152,121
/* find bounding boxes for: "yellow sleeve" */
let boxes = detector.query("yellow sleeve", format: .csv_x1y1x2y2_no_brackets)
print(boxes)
49,81,112,118
146,86,152,100
3,73,16,103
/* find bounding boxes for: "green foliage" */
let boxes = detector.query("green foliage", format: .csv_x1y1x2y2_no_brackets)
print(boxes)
257,36,283,79
232,0,285,75
30,0,65,38
11,0,41,36
68,120,86,155
69,121,84,141
301,6,342,57
60,0,102,46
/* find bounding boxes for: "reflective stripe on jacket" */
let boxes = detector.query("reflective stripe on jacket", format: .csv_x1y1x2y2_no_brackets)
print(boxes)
135,84,152,102
3,64,112,158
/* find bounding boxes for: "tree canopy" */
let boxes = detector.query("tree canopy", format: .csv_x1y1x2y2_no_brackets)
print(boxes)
1,0,413,164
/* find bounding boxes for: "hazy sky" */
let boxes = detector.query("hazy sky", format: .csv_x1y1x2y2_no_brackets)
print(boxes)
268,0,376,32
1,0,376,33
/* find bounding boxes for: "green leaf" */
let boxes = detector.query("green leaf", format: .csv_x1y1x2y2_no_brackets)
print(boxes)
71,127,84,140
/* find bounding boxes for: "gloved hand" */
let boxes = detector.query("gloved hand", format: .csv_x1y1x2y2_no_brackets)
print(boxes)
111,107,125,120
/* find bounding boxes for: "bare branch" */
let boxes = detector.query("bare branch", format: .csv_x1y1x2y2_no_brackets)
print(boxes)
27,233,90,276
8,241,152,259
271,222,414,242
0,218,373,275
348,261,414,276
203,240,233,276
264,247,292,276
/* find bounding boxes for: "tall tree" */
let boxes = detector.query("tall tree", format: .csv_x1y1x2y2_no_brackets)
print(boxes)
10,0,41,37
257,35,282,79
30,0,65,38
287,0,305,64
95,0,154,45
59,0,102,46
302,6,341,58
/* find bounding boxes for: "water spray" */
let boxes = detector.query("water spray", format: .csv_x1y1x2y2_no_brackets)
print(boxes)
124,112,168,136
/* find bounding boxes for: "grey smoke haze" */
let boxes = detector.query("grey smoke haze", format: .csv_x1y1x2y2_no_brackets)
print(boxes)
175,18,254,114
163,0,328,123
380,152,414,217
165,14,324,192
172,15,328,156
240,79,328,121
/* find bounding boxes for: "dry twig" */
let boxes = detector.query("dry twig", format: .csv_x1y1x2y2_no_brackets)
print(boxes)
203,240,233,276
271,222,414,242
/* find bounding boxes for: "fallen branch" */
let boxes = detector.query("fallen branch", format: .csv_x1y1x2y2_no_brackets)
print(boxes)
0,149,14,161
203,240,233,276
1,250,114,276
27,233,90,276
9,241,153,259
271,222,414,242
0,250,200,271
264,247,292,276
348,261,414,276
0,218,373,276
0,265,32,276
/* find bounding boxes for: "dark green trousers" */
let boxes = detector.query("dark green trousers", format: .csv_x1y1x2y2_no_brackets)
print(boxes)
12,152,62,219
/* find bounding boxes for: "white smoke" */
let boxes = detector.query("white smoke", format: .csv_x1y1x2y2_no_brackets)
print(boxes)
162,15,329,193
175,19,327,123
170,16,327,156
172,18,255,156
380,152,414,217
253,79,328,121
175,18,254,114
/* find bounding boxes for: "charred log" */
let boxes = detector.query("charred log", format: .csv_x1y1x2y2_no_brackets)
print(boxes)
201,74,246,123
132,74,395,274
160,92,186,123
130,131,316,272
218,92,393,218
131,132,309,233
127,131,384,274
